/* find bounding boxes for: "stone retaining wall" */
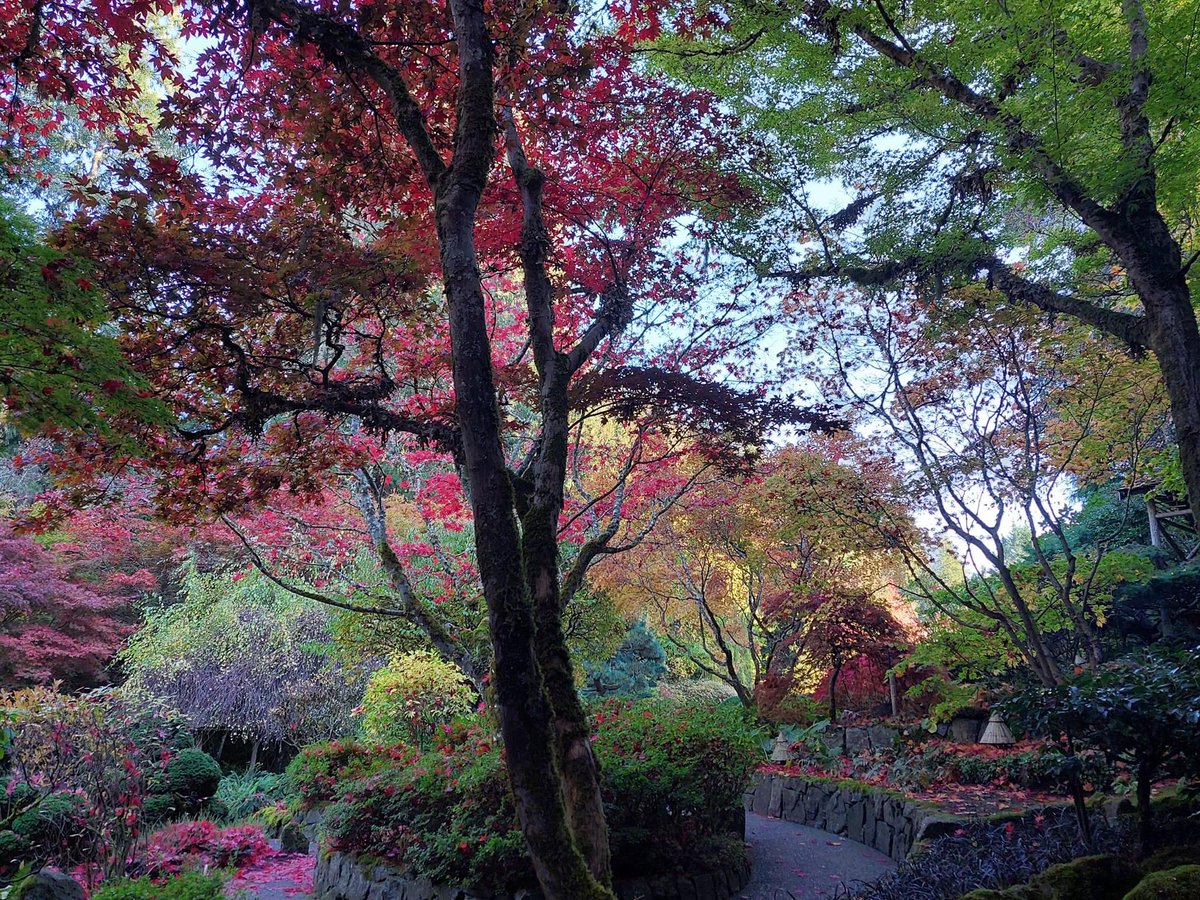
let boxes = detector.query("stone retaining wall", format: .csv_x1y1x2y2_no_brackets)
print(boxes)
746,774,961,862
314,836,751,900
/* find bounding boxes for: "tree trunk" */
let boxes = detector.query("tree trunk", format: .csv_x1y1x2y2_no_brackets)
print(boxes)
828,663,840,726
437,170,612,900
1136,759,1154,850
1144,283,1200,533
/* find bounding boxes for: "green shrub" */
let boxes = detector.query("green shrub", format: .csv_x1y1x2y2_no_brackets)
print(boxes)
359,652,476,749
91,871,227,900
285,739,413,808
141,793,178,825
0,830,31,867
581,621,667,700
1122,865,1200,899
11,792,87,847
306,701,761,889
211,770,289,823
657,678,738,707
593,700,762,875
166,749,222,809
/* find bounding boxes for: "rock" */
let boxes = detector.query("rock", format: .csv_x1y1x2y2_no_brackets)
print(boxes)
281,822,311,853
826,789,848,835
844,727,872,755
949,716,982,744
875,820,893,858
866,725,899,750
1122,866,1200,900
915,815,963,844
846,799,866,843
767,777,784,818
750,779,772,817
17,870,83,900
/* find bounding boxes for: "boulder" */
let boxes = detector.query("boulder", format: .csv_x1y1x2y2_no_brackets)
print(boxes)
17,870,83,900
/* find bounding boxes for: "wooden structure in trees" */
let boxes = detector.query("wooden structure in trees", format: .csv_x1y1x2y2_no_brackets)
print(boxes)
1120,482,1200,560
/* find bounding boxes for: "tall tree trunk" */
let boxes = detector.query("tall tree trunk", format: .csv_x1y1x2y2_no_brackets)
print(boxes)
436,147,612,900
1143,280,1200,533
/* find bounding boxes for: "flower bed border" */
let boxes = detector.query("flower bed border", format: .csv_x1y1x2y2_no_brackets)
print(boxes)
745,773,965,861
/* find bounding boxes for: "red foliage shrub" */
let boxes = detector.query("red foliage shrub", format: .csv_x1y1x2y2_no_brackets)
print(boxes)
134,821,272,879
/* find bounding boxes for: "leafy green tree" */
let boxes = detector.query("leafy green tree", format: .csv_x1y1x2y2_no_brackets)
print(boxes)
646,0,1200,528
119,565,368,757
0,199,164,440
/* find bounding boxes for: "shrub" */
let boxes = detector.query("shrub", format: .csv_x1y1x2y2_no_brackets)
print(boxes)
304,701,761,889
9,792,89,853
132,821,272,879
581,621,667,700
1003,646,1200,844
0,686,189,886
593,700,762,875
656,678,738,707
358,652,476,748
166,749,222,810
91,871,227,900
141,793,179,824
211,770,289,823
285,739,416,808
0,830,31,873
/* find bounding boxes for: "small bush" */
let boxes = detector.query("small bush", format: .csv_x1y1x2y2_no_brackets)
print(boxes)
10,792,89,862
211,770,289,823
0,830,32,872
656,678,737,707
285,739,416,808
141,793,178,824
133,821,271,879
166,749,222,809
91,871,227,900
358,651,476,748
303,701,761,889
1123,865,1200,900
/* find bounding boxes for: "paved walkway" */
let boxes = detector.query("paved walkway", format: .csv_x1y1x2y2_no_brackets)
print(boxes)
232,814,896,899
737,812,896,899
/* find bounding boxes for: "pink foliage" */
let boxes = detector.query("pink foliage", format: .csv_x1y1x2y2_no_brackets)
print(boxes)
0,523,150,687
135,821,273,879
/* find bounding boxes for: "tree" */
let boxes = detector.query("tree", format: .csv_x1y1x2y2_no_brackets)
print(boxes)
801,288,1159,685
602,442,908,711
119,565,368,760
580,620,667,700
799,590,903,724
0,199,164,442
0,523,151,688
3,1,833,894
640,0,1200,529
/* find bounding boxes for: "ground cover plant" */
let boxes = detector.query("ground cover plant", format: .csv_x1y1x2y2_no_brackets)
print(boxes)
852,807,1130,900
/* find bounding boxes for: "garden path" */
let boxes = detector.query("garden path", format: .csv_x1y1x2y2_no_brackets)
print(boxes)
737,812,896,899
228,814,896,900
